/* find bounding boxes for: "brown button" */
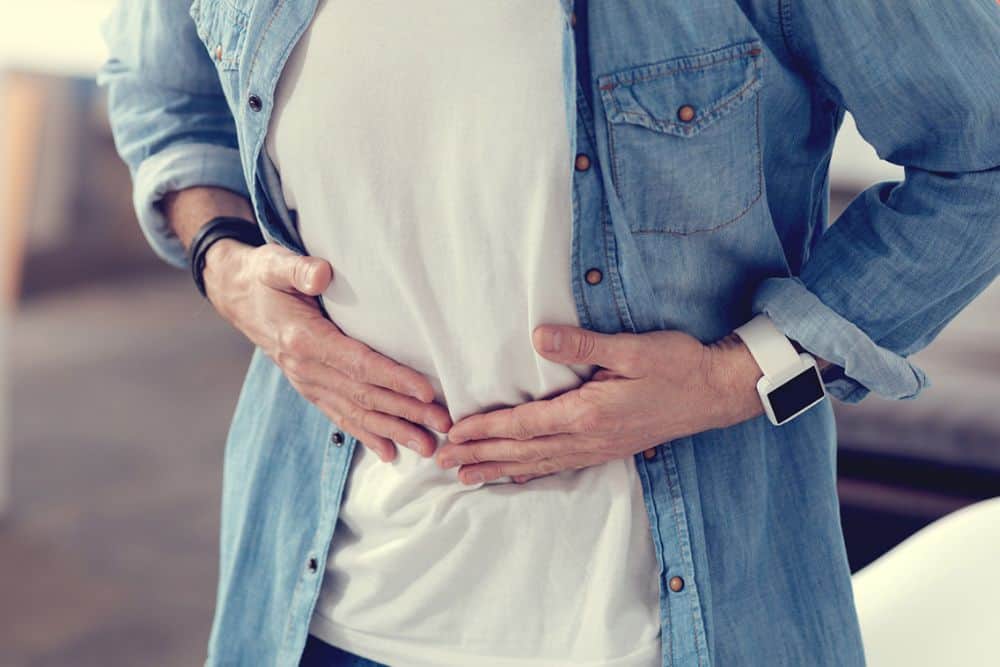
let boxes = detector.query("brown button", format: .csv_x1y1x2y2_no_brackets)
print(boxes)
669,576,685,592
584,268,603,285
642,447,656,459
676,105,696,122
570,12,577,28
330,431,344,446
215,45,223,62
574,153,591,171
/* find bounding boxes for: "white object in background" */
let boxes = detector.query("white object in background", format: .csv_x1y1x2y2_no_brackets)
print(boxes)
0,1,116,77
851,497,1000,666
829,113,905,191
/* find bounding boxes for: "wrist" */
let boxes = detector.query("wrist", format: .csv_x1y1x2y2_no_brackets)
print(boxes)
202,238,252,306
705,333,766,427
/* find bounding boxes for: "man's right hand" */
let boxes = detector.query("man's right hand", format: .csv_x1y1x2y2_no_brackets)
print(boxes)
202,239,452,462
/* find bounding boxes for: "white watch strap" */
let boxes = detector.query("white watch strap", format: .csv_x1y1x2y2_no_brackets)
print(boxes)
733,314,802,379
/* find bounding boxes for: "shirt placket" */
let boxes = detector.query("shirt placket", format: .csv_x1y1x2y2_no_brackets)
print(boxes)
568,4,711,666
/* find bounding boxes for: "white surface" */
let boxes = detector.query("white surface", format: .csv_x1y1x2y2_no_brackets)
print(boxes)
267,1,661,665
0,2,116,77
830,113,904,190
852,497,1000,667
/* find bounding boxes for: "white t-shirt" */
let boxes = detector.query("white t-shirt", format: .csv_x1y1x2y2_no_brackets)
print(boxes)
265,1,661,665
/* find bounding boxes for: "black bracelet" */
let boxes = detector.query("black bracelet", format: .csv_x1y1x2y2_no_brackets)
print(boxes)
188,216,266,299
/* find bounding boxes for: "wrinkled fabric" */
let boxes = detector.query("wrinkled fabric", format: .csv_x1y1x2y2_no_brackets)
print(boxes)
98,0,1000,665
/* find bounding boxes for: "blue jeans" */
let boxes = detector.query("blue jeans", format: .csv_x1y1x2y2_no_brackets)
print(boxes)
298,634,387,667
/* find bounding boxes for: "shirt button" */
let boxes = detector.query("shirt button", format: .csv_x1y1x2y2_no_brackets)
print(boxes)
330,431,345,446
248,94,263,112
642,447,656,459
307,557,318,573
574,153,591,171
570,12,577,28
215,45,223,62
669,576,685,592
584,268,603,285
676,105,696,122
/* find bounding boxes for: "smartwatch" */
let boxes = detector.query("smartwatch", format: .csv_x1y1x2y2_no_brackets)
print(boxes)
733,314,827,426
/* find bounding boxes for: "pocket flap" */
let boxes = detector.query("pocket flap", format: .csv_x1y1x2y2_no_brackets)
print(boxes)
190,0,250,70
597,41,763,137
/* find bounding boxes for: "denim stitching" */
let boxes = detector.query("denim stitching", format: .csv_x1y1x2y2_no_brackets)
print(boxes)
661,445,709,667
278,417,336,654
635,454,671,664
633,90,764,236
600,205,628,330
597,42,762,90
613,68,761,136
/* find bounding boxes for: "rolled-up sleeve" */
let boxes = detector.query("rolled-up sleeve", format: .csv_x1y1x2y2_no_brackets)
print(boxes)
96,1,248,268
754,0,1000,404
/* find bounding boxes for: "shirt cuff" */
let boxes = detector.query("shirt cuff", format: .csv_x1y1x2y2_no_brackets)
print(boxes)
131,142,250,268
752,276,930,404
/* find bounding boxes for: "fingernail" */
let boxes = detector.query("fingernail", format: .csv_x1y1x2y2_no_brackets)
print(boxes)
542,329,561,353
406,439,421,453
439,457,455,468
466,472,484,484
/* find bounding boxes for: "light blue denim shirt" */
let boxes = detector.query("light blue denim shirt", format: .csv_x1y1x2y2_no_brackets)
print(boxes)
98,1,1000,665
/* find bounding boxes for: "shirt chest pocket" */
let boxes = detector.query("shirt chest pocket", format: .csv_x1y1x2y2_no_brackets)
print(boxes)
190,0,250,72
597,41,764,236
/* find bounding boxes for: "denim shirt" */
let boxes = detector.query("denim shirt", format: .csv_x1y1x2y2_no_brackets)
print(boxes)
98,1,1000,665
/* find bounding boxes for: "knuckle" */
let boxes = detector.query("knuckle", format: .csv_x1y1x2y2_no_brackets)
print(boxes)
279,324,311,358
510,409,532,440
345,403,367,429
344,350,368,383
525,443,547,461
620,338,644,371
537,459,560,475
351,386,373,410
604,414,627,435
282,354,304,379
577,406,605,434
575,332,597,361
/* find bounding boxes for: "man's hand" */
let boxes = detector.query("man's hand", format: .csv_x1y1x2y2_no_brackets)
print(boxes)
436,325,765,484
202,240,452,461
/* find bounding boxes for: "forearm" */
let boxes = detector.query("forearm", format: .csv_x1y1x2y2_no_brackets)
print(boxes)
707,332,833,427
161,186,259,309
161,186,255,252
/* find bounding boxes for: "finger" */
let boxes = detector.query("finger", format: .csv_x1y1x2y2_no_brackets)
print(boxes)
591,368,622,382
316,334,437,403
258,245,333,295
456,451,607,485
447,392,580,443
436,434,581,468
288,360,452,433
323,393,438,457
532,325,643,377
320,408,396,463
511,473,551,484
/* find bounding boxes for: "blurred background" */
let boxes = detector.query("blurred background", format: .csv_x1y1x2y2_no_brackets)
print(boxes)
0,3,997,666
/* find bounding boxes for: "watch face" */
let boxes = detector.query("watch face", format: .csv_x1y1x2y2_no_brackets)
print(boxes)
767,365,825,424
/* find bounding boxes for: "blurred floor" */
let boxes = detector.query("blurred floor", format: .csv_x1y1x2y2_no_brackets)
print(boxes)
0,269,250,667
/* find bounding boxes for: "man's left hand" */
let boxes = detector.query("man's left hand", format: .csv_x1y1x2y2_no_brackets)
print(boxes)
436,324,766,485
